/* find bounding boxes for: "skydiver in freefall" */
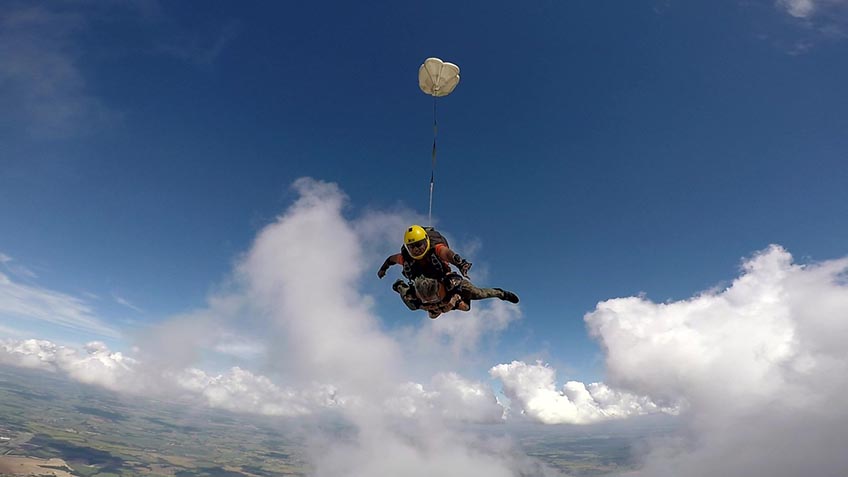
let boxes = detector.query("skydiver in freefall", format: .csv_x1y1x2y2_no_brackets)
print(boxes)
411,275,518,319
377,225,519,317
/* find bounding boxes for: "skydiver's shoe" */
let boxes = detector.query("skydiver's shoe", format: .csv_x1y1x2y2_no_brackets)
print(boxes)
428,309,442,319
392,279,408,294
495,288,520,304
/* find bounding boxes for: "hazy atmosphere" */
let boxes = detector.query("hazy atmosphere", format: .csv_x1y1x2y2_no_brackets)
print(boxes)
2,1,847,476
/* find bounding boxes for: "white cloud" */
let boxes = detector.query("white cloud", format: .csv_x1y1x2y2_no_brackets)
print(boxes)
0,339,137,391
770,0,848,54
236,178,404,396
0,252,37,279
80,177,541,474
113,294,143,313
385,373,505,423
394,297,523,378
779,0,818,17
63,341,138,390
13,172,848,477
428,300,521,356
776,0,848,18
172,367,319,416
58,179,523,423
3,175,846,477
134,295,248,373
428,372,506,422
0,271,119,338
491,361,673,425
584,245,848,477
308,428,546,477
0,337,336,414
1,335,508,427
0,339,60,371
0,4,117,138
212,335,265,360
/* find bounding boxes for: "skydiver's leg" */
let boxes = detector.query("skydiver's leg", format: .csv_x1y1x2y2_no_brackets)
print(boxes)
393,279,421,311
455,279,519,305
494,288,520,303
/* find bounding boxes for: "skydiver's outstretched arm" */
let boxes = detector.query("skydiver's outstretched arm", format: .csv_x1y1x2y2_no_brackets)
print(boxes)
434,245,472,277
377,253,403,278
420,293,468,318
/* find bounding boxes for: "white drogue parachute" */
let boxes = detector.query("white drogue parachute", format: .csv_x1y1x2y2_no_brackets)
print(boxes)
417,57,460,225
418,57,460,97
418,58,459,224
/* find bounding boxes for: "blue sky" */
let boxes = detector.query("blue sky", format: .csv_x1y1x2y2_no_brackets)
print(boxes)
4,3,848,475
1,0,847,385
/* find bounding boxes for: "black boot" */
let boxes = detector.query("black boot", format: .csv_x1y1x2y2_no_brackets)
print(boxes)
392,279,408,294
495,288,519,304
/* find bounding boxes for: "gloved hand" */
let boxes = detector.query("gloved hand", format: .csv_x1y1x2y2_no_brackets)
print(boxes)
452,254,472,277
458,259,472,277
377,268,387,278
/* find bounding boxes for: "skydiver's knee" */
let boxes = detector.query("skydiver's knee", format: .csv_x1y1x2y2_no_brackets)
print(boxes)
400,294,421,311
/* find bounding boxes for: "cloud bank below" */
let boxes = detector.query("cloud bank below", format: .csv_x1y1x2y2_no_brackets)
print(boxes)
4,178,845,476
2,178,662,427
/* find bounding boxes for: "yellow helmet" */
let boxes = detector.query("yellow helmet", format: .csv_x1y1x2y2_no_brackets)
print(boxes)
403,225,430,259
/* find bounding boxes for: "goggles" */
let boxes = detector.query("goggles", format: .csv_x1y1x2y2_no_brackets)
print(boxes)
405,239,428,255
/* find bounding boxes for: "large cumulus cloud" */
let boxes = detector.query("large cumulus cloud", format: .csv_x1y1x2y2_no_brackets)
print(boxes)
20,179,842,476
1,178,564,476
584,245,848,477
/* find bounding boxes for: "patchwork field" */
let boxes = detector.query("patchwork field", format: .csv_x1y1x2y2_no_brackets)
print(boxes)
0,366,669,476
0,455,75,476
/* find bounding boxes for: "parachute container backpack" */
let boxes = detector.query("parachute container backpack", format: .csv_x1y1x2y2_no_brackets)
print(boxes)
418,58,460,226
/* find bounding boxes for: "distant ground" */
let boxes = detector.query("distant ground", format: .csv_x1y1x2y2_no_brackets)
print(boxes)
0,366,674,476
0,456,75,476
0,366,309,476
